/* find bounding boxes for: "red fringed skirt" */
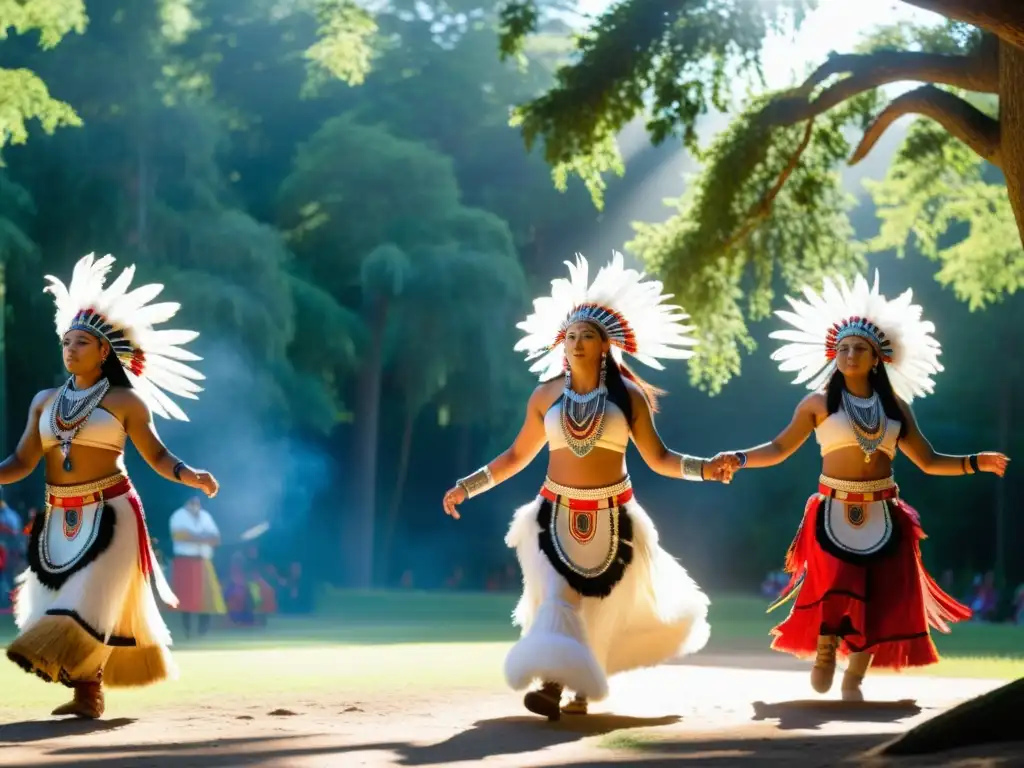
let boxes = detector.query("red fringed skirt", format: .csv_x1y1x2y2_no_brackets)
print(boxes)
770,478,971,670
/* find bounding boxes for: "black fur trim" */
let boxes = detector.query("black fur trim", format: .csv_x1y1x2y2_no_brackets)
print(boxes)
45,608,137,647
536,498,634,598
26,501,117,591
815,497,899,565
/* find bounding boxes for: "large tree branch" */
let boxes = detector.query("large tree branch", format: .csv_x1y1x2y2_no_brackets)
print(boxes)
763,47,998,127
849,85,1002,168
902,0,1024,50
719,119,817,254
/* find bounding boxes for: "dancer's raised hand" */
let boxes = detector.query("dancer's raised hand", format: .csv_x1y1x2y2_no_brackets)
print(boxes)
977,452,1010,477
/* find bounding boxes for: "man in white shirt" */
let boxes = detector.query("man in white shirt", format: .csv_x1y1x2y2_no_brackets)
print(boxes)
169,497,227,638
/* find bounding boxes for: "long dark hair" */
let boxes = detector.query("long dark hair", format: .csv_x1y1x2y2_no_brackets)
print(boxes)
544,321,664,426
100,353,133,389
825,365,906,438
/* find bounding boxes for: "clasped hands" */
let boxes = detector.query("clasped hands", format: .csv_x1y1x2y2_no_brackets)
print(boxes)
703,453,744,483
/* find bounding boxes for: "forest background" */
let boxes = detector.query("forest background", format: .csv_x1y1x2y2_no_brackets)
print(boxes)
2,0,1020,599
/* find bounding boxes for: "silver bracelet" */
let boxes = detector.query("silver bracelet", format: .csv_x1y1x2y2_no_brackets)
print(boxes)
456,466,495,498
681,455,705,482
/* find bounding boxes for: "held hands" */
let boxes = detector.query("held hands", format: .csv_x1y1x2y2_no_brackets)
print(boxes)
977,452,1010,477
442,485,467,519
186,468,220,498
704,453,744,484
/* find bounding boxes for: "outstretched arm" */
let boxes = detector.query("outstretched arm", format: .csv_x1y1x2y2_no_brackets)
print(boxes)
443,384,550,518
627,383,718,481
123,392,220,497
721,393,820,472
898,399,1009,477
0,390,53,485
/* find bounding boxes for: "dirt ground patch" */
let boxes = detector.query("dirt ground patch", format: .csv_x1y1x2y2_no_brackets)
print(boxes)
0,660,1018,767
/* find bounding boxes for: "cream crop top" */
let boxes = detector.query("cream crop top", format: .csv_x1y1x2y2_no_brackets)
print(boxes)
814,411,901,459
39,399,128,454
545,398,630,454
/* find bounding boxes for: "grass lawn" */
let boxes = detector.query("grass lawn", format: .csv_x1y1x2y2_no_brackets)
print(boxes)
0,590,1020,713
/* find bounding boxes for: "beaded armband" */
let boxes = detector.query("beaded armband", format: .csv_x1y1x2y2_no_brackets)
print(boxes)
457,466,495,498
681,455,706,482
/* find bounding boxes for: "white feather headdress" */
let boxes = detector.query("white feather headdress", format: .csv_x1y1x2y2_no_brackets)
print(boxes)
44,253,204,421
769,270,943,402
514,251,697,380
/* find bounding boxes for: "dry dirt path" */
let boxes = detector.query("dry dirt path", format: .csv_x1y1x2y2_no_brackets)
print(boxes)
0,655,1017,767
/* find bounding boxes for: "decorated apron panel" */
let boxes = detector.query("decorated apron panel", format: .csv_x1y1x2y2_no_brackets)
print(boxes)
816,496,898,564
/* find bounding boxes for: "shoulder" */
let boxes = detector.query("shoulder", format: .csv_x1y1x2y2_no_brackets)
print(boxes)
105,387,149,414
797,392,827,418
31,388,59,412
529,379,563,413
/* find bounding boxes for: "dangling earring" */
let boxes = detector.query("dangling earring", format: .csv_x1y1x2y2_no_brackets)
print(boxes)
599,351,608,389
872,363,878,374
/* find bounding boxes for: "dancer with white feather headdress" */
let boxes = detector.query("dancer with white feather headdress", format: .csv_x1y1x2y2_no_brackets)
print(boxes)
442,252,729,720
0,253,219,718
713,271,1009,700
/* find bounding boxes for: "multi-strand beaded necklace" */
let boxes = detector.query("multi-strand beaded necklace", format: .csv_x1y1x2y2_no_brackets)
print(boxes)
560,356,608,457
49,376,111,471
841,389,887,462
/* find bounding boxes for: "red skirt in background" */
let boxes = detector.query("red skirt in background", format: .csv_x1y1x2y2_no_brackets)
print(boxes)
770,493,971,670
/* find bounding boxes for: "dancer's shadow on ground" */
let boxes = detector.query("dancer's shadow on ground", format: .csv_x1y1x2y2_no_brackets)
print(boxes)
393,713,681,765
752,699,921,730
0,718,136,744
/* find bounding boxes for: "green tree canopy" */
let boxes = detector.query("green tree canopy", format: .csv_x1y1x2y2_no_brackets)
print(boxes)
498,1,1024,392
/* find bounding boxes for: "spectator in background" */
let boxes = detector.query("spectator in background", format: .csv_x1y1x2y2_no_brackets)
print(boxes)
0,494,22,609
970,571,1000,622
169,497,227,638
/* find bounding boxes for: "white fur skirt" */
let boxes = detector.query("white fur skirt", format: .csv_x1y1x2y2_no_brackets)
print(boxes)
7,474,179,688
503,489,711,701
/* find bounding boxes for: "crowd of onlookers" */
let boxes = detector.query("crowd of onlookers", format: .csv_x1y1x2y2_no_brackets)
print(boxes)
0,497,313,621
151,541,314,626
761,567,1024,624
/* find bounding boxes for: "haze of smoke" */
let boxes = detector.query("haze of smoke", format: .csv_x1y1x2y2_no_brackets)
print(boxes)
127,340,334,557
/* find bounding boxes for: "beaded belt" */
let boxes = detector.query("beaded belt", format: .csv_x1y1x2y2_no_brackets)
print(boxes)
818,473,898,503
46,473,132,508
540,476,633,510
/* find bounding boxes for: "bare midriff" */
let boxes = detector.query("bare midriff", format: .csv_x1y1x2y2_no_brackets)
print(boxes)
546,447,629,490
820,445,894,483
44,444,127,487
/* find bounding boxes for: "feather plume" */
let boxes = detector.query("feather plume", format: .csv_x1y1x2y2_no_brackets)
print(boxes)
768,270,942,402
44,253,203,421
515,251,697,380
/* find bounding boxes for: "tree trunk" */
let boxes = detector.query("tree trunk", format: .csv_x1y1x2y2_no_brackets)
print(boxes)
380,407,417,584
883,43,1023,745
881,677,1024,755
999,38,1024,246
348,297,388,588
